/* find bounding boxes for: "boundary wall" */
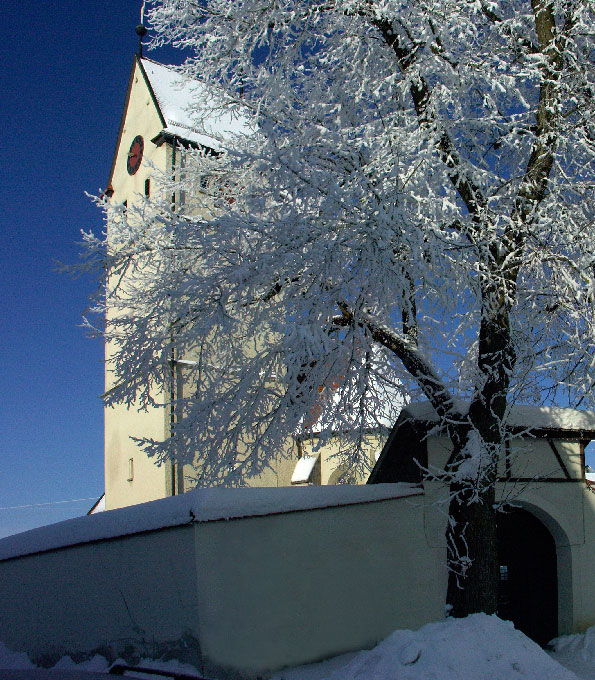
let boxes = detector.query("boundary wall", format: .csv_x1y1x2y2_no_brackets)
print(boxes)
0,485,444,679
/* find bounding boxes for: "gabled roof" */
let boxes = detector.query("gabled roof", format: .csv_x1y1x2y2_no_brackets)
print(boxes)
107,55,251,188
398,401,595,437
141,57,251,150
369,401,595,485
298,347,405,436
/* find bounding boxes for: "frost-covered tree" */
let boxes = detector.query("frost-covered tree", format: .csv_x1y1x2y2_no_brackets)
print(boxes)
86,0,595,616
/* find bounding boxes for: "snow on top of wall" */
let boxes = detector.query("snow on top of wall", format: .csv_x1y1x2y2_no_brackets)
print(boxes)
0,484,421,562
142,58,251,149
401,401,595,434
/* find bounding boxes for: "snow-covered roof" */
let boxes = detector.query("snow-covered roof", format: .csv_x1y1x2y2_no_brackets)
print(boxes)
291,455,319,484
0,484,421,562
300,349,405,436
87,494,105,515
304,388,403,436
141,58,251,150
400,401,595,434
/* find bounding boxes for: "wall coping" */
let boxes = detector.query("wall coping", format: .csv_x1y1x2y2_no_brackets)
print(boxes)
0,484,422,561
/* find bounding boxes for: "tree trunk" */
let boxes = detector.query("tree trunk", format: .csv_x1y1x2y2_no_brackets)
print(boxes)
446,483,499,617
445,300,513,617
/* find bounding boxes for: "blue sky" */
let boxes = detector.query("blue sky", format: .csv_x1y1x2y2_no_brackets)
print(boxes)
0,1,187,538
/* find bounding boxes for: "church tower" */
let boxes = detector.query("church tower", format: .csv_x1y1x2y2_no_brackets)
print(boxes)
103,32,389,510
103,42,214,509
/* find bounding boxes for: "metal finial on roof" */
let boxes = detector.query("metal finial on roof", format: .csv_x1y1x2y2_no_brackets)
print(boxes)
135,24,147,58
136,1,148,57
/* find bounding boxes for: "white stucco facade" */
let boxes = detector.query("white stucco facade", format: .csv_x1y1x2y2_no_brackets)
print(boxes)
103,56,390,511
104,56,174,510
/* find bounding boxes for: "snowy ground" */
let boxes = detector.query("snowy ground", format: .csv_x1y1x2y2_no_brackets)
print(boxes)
1,614,593,679
549,626,595,680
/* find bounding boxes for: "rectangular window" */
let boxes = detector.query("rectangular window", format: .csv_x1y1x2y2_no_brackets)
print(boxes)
127,458,134,482
145,178,150,196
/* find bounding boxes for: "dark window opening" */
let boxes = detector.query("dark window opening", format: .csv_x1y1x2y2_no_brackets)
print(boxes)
145,179,150,197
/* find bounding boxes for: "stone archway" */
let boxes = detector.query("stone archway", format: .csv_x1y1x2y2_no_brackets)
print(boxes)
327,465,357,485
497,508,558,646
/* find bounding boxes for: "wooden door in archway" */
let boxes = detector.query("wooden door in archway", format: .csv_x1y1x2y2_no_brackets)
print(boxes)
497,508,558,646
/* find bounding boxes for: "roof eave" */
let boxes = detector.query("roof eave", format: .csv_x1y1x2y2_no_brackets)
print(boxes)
151,129,204,150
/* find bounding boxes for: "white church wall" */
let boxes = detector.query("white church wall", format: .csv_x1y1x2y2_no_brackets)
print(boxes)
104,57,172,511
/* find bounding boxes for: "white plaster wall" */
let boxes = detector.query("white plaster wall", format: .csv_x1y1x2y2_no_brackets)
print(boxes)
0,492,445,678
508,439,583,479
193,496,446,678
1,480,592,676
426,433,584,481
574,486,595,632
104,58,171,511
0,526,199,666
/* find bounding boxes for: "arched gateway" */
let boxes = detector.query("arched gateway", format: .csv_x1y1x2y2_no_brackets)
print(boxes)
370,401,595,643
497,508,558,646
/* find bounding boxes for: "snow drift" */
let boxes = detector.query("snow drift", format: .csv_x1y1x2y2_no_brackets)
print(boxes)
272,614,585,680
3,614,590,679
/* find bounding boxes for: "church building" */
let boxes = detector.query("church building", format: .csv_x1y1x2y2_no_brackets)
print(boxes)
0,36,594,672
102,51,388,511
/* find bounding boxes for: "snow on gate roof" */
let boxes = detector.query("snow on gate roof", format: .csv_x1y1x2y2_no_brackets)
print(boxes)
0,484,421,562
400,401,595,436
